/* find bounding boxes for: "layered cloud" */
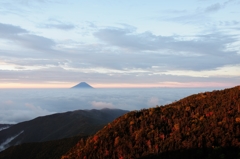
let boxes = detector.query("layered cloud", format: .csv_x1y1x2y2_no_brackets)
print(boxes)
0,0,239,87
0,22,239,87
0,23,56,52
39,19,75,30
93,26,239,71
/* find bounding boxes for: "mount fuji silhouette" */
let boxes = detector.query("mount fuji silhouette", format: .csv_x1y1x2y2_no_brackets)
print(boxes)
71,82,93,89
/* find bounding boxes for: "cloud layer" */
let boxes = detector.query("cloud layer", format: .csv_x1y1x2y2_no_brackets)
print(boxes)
0,88,220,124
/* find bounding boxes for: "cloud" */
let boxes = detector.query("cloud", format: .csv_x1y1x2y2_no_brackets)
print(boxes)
205,3,223,13
0,96,55,123
16,34,56,51
0,126,10,132
148,97,159,107
91,101,115,109
0,26,239,86
0,87,234,124
163,12,210,25
0,23,27,36
0,23,56,52
204,0,236,13
0,26,240,89
41,23,75,30
0,109,50,124
3,100,14,105
25,103,51,116
0,130,24,151
161,0,238,27
94,27,172,51
0,20,239,87
94,27,231,53
93,26,239,71
39,19,75,30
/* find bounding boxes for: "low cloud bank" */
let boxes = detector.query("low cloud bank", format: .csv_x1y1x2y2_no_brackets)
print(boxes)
0,126,10,132
0,88,221,124
0,130,24,152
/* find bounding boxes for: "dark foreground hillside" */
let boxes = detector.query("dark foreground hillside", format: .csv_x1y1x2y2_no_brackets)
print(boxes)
0,108,128,151
0,135,87,159
62,86,240,159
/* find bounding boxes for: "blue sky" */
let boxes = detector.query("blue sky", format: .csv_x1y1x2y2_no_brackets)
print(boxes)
0,0,240,88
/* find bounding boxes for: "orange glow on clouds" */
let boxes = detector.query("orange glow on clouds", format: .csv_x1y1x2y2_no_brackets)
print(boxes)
91,82,234,88
0,82,236,89
0,83,71,89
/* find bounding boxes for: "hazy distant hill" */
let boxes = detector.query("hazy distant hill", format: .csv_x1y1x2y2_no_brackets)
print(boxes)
0,108,128,152
62,86,240,159
71,82,93,89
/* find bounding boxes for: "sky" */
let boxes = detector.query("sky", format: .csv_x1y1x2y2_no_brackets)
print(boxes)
0,0,240,88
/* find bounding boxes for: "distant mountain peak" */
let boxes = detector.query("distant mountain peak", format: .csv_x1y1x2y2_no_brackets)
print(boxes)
71,82,93,89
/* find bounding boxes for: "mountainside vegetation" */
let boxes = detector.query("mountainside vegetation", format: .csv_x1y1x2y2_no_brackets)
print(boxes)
62,86,240,159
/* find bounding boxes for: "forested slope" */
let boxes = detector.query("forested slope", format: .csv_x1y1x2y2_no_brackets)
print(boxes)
62,86,240,159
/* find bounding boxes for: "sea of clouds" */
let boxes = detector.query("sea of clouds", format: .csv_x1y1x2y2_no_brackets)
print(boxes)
0,87,222,124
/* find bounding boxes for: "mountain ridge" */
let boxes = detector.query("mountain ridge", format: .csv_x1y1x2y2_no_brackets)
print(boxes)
0,109,128,152
62,85,240,159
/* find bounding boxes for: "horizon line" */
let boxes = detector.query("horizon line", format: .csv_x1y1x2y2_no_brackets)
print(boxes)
0,82,236,89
